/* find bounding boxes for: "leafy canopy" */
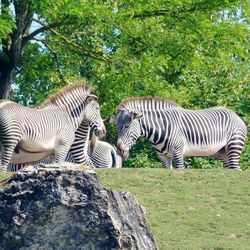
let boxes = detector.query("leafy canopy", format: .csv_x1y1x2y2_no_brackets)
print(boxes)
2,0,249,168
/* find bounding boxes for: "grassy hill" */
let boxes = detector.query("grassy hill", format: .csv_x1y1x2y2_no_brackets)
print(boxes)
97,169,250,250
1,168,249,249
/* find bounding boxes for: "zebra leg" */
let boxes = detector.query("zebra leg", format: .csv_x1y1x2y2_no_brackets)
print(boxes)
157,153,172,169
7,163,25,172
213,147,228,167
0,122,22,171
54,144,71,163
0,163,7,172
70,149,92,166
224,134,245,170
0,140,22,172
172,146,184,169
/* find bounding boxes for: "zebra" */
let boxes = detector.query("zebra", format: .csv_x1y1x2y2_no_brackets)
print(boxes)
0,82,106,172
112,97,247,169
7,121,122,171
89,133,122,168
54,120,122,168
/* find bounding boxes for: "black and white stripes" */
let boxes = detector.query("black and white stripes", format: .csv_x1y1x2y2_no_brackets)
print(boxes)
88,133,122,168
7,122,121,171
115,97,247,169
0,83,106,172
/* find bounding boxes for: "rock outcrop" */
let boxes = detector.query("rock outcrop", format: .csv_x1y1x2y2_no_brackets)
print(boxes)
0,169,157,250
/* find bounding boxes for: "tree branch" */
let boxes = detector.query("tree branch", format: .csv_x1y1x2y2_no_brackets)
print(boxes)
22,19,112,63
47,39,111,63
128,5,211,19
48,28,112,63
21,20,64,47
131,9,169,18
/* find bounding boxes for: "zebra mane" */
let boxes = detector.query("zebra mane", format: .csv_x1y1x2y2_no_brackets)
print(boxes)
40,81,93,108
117,97,179,112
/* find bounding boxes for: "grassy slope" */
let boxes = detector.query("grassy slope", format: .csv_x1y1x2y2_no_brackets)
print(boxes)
0,172,13,185
97,169,250,250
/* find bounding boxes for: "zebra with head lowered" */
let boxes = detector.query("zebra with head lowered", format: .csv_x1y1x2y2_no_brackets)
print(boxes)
0,82,106,172
112,97,247,170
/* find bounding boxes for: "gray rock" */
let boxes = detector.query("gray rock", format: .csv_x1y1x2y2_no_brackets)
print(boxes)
0,169,157,250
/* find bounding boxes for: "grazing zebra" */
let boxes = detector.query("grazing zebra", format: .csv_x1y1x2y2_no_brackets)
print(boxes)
7,122,121,171
112,97,247,169
0,82,106,172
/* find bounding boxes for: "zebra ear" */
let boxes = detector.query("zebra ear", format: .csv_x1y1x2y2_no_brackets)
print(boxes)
86,94,98,103
105,115,116,124
132,112,143,120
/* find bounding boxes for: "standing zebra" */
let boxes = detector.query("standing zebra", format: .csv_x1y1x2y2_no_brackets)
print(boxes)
7,121,121,171
112,97,247,169
0,82,106,172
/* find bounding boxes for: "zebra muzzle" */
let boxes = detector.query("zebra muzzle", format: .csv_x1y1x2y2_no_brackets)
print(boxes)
118,149,129,159
117,142,129,159
94,127,106,138
117,148,124,157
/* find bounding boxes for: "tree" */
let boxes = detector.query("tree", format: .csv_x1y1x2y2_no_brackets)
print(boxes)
0,0,113,99
1,0,249,168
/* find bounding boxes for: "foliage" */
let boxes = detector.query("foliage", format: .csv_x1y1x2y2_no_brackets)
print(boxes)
123,139,162,168
0,5,15,43
98,168,250,250
1,0,249,168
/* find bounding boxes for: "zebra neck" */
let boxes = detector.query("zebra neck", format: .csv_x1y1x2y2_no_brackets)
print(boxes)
75,122,91,155
41,98,88,130
72,122,92,165
139,112,166,143
139,117,153,140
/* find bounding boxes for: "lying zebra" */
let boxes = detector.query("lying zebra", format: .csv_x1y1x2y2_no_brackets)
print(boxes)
89,133,122,168
68,120,122,168
0,82,106,172
111,97,247,170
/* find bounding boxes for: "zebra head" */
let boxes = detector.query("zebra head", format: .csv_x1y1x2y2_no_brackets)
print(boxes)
114,110,143,159
84,95,106,138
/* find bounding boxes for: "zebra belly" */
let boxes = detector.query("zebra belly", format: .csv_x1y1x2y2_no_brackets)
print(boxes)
10,150,51,164
183,140,226,157
18,137,56,152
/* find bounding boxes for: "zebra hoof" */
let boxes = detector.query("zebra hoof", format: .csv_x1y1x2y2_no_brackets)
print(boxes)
227,167,242,171
164,166,173,170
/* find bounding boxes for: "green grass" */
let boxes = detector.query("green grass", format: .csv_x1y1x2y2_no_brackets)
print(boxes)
97,168,250,250
0,172,13,181
1,169,249,249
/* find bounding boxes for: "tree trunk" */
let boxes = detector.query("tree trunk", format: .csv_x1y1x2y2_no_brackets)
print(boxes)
0,62,14,99
0,1,34,100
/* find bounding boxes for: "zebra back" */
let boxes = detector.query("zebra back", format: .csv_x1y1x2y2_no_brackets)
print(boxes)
117,97,180,113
